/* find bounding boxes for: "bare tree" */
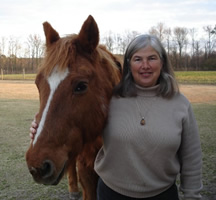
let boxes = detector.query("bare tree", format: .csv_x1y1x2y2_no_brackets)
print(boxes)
121,30,140,53
26,34,44,72
0,37,7,74
102,31,114,52
194,40,202,70
0,22,216,73
102,30,139,54
164,28,172,55
189,28,198,57
173,27,188,69
7,37,21,73
114,33,123,54
0,37,6,55
149,22,166,42
203,25,216,58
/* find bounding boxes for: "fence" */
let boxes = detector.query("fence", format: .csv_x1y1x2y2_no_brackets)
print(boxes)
0,69,36,81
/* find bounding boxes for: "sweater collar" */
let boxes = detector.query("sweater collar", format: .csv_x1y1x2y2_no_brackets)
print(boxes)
135,84,159,97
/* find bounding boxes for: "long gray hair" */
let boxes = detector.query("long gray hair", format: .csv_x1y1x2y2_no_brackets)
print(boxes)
113,34,179,98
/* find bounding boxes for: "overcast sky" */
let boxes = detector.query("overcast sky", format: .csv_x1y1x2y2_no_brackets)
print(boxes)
0,0,216,42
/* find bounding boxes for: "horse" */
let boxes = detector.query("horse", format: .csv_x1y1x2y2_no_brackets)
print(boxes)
25,15,122,200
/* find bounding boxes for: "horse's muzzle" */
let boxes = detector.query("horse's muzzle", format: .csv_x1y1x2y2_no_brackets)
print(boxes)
28,160,65,185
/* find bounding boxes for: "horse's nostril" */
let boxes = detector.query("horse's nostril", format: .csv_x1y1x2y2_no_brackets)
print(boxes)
29,167,37,176
40,160,54,179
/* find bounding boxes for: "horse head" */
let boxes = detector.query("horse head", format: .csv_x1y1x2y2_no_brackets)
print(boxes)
25,15,121,188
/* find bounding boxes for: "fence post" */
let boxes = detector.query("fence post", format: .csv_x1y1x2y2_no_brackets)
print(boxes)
1,68,3,80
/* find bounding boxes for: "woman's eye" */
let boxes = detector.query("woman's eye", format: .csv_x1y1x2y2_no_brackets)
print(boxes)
149,56,155,60
149,56,159,61
134,58,141,62
74,81,88,94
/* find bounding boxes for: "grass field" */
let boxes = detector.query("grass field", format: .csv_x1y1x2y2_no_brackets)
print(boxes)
0,99,70,200
1,74,36,81
175,71,216,85
1,71,216,85
0,101,216,199
192,103,216,199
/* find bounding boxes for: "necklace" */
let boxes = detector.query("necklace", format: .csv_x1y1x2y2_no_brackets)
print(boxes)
135,97,156,126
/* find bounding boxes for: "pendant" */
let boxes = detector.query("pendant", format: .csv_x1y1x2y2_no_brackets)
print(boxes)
140,118,145,126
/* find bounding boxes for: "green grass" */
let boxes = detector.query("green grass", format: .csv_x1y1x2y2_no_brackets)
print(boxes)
1,71,216,85
0,99,215,199
1,74,36,80
175,71,216,85
0,99,70,200
192,103,216,198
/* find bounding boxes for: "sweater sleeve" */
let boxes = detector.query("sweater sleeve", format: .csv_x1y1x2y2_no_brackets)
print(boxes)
179,103,203,199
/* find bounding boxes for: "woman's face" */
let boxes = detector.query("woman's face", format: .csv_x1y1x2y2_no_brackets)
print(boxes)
130,46,162,88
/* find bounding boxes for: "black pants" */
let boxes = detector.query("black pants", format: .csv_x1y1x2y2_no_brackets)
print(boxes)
97,178,179,200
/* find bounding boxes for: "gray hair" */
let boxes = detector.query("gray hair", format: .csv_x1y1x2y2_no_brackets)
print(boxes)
113,34,179,98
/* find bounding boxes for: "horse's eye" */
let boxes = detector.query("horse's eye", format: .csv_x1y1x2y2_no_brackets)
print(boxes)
74,81,88,94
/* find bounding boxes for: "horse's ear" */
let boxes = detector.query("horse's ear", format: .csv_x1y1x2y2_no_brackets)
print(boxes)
43,22,60,46
77,15,99,53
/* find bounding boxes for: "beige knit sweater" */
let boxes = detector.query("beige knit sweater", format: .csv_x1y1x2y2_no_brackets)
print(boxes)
94,85,202,199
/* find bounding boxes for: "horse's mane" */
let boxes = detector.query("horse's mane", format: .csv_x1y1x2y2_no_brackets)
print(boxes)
38,35,121,78
39,34,77,77
97,45,122,72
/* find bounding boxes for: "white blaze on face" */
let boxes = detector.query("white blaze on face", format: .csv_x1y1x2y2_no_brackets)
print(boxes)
33,67,69,146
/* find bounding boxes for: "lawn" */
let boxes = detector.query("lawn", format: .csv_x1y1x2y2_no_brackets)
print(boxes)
1,74,36,81
175,71,216,85
192,103,216,199
0,99,70,200
0,98,215,199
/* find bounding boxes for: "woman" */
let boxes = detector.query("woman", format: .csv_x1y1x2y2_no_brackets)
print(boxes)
30,35,202,200
94,35,202,200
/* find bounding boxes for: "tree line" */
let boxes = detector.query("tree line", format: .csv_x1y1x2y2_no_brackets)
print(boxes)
0,23,216,74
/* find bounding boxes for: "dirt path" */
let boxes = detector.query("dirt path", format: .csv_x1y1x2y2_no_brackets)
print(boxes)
0,80,39,100
0,80,216,103
179,84,216,103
